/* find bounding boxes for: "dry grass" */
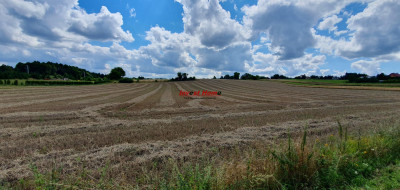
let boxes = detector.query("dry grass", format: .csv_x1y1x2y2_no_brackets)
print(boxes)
1,80,400,187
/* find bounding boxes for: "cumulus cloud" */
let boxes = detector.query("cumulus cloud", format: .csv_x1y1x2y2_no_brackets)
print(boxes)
141,26,195,68
351,60,381,75
3,0,48,19
339,0,400,58
249,51,326,77
194,42,253,72
177,0,249,49
68,6,134,42
243,1,319,60
242,0,365,61
318,15,342,32
1,0,133,44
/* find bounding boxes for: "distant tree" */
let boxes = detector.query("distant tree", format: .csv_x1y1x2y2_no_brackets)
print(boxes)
213,76,217,79
341,72,367,82
0,65,13,72
13,80,18,85
109,67,126,80
323,75,334,79
177,72,182,81
271,74,280,79
241,73,255,80
224,74,230,79
295,74,307,79
183,73,188,81
10,61,105,80
376,73,389,80
233,72,240,80
271,74,288,79
171,72,195,81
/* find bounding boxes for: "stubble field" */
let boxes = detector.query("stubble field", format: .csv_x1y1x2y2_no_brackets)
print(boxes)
1,79,400,187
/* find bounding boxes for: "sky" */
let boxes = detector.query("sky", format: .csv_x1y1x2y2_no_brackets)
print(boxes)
0,0,400,78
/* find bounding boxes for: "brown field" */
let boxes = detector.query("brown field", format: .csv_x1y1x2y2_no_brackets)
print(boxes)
1,79,400,186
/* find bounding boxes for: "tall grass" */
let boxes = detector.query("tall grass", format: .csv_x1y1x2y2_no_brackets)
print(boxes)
161,123,400,189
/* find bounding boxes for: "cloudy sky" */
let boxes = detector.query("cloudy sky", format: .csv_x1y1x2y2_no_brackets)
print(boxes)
1,0,400,78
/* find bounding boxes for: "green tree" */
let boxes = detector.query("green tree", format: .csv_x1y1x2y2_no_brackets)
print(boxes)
109,67,126,80
177,72,182,81
233,72,240,80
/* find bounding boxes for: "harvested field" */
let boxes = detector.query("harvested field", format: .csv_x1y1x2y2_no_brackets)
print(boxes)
1,80,400,186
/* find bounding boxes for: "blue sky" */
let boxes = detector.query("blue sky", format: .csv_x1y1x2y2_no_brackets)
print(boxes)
1,0,399,78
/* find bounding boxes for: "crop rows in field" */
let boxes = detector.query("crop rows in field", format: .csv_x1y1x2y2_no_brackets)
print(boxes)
1,80,400,182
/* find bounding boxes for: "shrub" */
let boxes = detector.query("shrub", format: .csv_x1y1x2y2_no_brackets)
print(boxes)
0,80,3,85
119,78,133,83
14,80,18,85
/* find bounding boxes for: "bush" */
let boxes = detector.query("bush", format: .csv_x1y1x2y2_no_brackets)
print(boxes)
160,123,400,189
0,80,3,85
94,78,110,84
14,80,18,85
119,78,133,83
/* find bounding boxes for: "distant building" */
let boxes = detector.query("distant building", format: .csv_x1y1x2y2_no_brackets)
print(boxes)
389,73,400,78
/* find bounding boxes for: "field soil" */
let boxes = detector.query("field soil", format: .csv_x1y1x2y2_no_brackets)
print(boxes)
1,80,400,184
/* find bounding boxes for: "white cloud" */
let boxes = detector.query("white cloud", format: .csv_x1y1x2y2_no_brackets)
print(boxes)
318,15,342,32
249,51,326,76
129,8,136,17
3,0,48,19
351,60,381,75
177,0,249,49
68,6,134,42
243,1,319,60
340,0,400,58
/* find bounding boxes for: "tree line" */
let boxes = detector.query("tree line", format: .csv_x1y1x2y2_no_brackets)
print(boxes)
170,72,196,81
216,72,400,83
0,61,106,81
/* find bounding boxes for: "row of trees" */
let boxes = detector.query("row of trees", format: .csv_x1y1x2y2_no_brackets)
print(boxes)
170,72,196,81
0,61,106,80
340,73,400,83
0,62,155,84
218,72,272,80
214,72,400,83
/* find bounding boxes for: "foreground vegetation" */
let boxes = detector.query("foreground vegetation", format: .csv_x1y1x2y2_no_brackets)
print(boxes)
3,122,399,189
